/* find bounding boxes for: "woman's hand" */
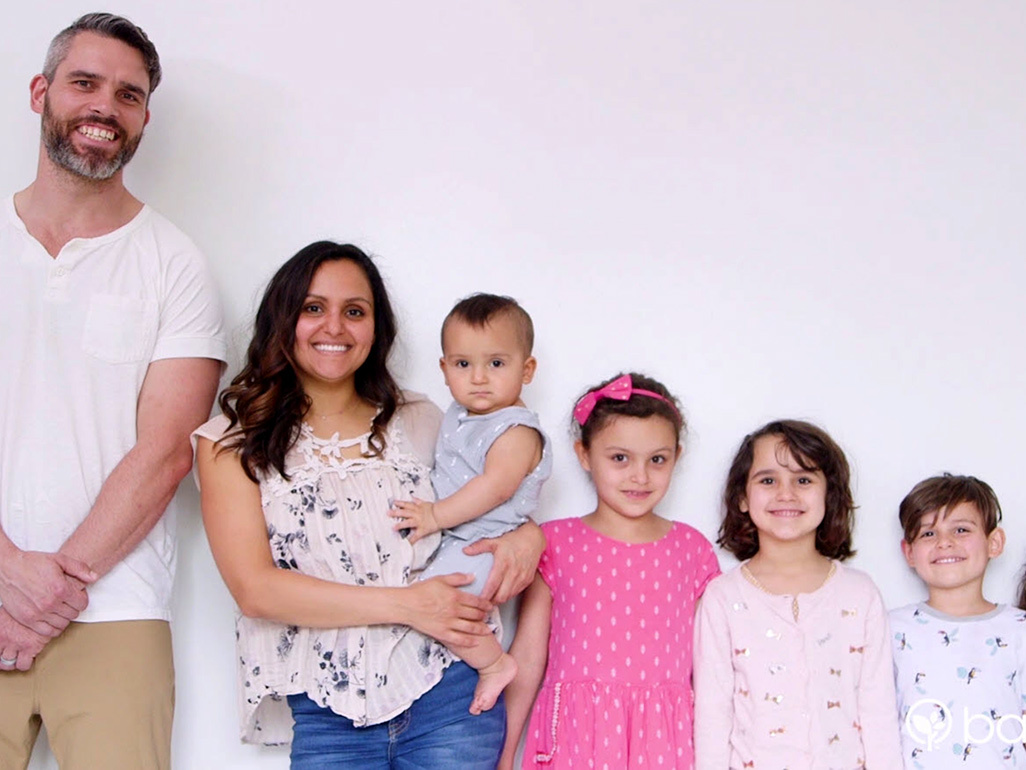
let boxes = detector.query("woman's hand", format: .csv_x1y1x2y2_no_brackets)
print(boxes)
402,573,492,647
464,520,546,603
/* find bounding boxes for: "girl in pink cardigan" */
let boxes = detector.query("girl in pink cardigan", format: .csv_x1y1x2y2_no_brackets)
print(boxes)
694,420,902,770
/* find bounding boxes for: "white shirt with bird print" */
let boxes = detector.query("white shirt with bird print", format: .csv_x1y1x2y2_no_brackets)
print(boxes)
891,603,1026,769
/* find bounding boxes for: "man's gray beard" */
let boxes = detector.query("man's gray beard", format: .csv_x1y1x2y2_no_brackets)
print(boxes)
41,100,142,181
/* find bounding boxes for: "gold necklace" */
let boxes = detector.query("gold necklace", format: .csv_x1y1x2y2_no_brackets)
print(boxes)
741,561,836,621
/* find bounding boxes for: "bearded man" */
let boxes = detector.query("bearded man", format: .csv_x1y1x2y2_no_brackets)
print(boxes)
0,13,226,769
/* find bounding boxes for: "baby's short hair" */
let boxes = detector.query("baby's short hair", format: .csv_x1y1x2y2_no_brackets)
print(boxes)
899,473,1002,542
441,293,534,355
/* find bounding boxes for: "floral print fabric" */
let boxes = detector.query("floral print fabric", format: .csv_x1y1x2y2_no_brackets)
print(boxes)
193,397,453,745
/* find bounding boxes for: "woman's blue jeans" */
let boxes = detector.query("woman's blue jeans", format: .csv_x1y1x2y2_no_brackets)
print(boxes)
287,662,505,769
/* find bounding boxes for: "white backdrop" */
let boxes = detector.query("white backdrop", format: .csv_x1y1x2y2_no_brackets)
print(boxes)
3,2,1024,767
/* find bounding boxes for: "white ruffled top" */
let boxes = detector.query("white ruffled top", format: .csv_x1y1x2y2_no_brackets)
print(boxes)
193,394,452,745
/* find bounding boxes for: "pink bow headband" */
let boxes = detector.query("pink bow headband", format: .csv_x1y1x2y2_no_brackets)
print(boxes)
573,374,679,426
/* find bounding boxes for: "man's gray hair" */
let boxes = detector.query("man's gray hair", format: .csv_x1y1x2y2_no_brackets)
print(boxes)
43,12,161,95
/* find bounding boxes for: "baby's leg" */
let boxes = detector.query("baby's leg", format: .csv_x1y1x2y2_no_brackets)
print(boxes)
418,536,493,596
451,633,518,715
420,536,517,713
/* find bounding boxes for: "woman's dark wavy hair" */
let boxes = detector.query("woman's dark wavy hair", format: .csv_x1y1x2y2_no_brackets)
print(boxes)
718,419,856,561
572,372,685,448
217,241,401,482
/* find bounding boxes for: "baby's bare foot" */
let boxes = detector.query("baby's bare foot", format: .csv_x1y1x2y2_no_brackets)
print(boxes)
469,652,518,715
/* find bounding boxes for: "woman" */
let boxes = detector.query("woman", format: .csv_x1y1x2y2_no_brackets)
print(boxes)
195,242,543,767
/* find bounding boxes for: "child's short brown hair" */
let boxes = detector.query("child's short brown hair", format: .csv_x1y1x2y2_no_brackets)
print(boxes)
899,473,1002,543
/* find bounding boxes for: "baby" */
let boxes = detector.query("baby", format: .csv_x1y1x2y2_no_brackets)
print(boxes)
890,473,1026,768
392,293,551,715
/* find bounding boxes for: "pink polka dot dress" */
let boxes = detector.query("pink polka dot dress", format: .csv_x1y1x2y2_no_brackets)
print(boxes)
523,517,720,769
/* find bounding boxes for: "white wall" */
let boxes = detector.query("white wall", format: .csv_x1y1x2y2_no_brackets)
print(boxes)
4,2,1024,767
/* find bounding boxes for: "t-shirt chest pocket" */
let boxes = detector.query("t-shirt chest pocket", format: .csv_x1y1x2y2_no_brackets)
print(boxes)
82,293,159,364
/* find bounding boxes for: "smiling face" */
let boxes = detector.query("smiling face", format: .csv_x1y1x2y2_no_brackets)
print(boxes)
901,502,1004,596
741,435,827,552
575,415,679,523
32,31,150,180
439,315,536,416
292,260,375,393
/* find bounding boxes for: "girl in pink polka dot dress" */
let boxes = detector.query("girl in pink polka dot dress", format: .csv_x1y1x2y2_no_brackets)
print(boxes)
500,373,721,770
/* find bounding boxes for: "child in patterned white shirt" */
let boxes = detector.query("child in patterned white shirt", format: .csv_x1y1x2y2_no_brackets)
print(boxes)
891,473,1026,769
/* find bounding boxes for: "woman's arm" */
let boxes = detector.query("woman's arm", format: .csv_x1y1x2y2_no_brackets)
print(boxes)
464,519,547,603
498,574,552,770
197,436,491,647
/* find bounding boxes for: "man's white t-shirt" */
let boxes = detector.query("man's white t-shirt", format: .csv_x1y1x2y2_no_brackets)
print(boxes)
0,195,226,622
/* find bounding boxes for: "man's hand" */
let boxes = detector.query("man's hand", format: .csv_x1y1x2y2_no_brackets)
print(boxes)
0,607,49,671
0,549,96,637
465,520,546,603
390,499,441,544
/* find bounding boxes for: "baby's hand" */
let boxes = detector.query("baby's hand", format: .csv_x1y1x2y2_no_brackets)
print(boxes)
390,499,440,544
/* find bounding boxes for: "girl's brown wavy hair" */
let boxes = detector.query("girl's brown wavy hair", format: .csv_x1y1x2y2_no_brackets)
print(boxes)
718,419,856,561
217,241,401,482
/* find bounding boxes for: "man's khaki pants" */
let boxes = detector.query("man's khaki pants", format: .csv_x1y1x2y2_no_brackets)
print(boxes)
0,620,173,770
